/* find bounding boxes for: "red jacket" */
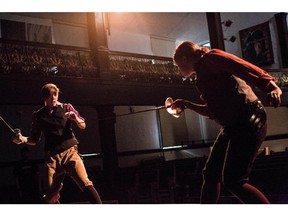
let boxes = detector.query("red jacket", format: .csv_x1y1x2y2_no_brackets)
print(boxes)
195,49,274,126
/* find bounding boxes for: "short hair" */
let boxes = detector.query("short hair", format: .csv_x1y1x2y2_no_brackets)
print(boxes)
173,41,209,62
41,83,59,100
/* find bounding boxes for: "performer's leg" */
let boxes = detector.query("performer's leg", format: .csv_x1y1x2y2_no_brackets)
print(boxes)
43,181,63,204
42,154,65,204
222,115,270,204
200,180,221,204
84,185,102,204
224,182,270,204
66,146,102,204
200,129,229,203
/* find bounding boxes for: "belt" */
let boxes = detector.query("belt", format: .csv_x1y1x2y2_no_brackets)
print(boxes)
247,100,266,130
46,144,78,154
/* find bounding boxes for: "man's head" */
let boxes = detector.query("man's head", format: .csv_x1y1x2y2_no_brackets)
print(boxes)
173,41,208,78
41,83,60,108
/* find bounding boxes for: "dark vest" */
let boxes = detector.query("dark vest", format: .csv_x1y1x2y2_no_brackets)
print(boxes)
34,104,78,152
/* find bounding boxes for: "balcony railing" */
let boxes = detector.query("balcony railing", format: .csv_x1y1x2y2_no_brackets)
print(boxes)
1,39,287,89
108,51,194,85
0,39,194,85
0,39,97,78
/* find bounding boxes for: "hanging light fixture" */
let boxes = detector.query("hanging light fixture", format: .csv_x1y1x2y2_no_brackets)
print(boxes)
222,20,233,27
224,35,236,43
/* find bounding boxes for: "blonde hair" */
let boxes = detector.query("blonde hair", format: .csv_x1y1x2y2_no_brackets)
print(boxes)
41,83,59,100
173,41,209,62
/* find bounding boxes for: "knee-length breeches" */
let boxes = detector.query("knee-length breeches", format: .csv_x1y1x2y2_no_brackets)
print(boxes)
44,145,93,200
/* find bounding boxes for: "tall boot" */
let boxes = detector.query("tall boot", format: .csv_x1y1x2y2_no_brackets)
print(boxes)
84,185,102,204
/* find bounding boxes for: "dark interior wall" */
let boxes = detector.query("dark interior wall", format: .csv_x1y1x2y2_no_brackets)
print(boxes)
73,105,101,154
0,105,43,161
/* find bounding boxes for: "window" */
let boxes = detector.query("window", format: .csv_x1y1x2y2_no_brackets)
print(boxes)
199,41,211,48
1,19,26,41
0,14,54,44
26,23,52,43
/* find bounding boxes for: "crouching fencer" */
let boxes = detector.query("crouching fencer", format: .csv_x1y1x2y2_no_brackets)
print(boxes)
12,83,102,204
166,41,282,204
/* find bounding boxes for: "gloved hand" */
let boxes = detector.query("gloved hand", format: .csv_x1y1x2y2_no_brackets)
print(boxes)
165,97,184,118
11,128,22,144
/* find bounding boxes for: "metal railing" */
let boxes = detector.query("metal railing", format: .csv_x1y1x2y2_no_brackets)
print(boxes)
0,39,97,78
108,51,193,85
1,39,287,88
0,39,193,85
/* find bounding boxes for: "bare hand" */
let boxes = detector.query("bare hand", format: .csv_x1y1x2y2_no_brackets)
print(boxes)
266,93,281,108
265,81,282,108
65,111,77,120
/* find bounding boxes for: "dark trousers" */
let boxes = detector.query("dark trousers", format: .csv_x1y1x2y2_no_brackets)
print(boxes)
200,101,270,204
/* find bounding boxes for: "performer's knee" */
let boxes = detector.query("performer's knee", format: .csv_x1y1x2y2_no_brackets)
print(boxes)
222,174,247,192
202,168,221,185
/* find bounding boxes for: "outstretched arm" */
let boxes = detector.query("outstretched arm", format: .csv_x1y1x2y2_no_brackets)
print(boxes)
172,99,211,117
12,133,37,145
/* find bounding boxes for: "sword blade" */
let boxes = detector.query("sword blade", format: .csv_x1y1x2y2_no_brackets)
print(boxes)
0,116,15,133
99,105,171,121
116,105,168,117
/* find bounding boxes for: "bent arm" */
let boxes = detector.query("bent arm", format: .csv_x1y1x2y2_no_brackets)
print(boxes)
12,113,40,145
75,114,86,129
12,134,37,146
20,136,37,145
172,99,211,117
65,111,86,129
207,50,282,107
65,103,86,129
